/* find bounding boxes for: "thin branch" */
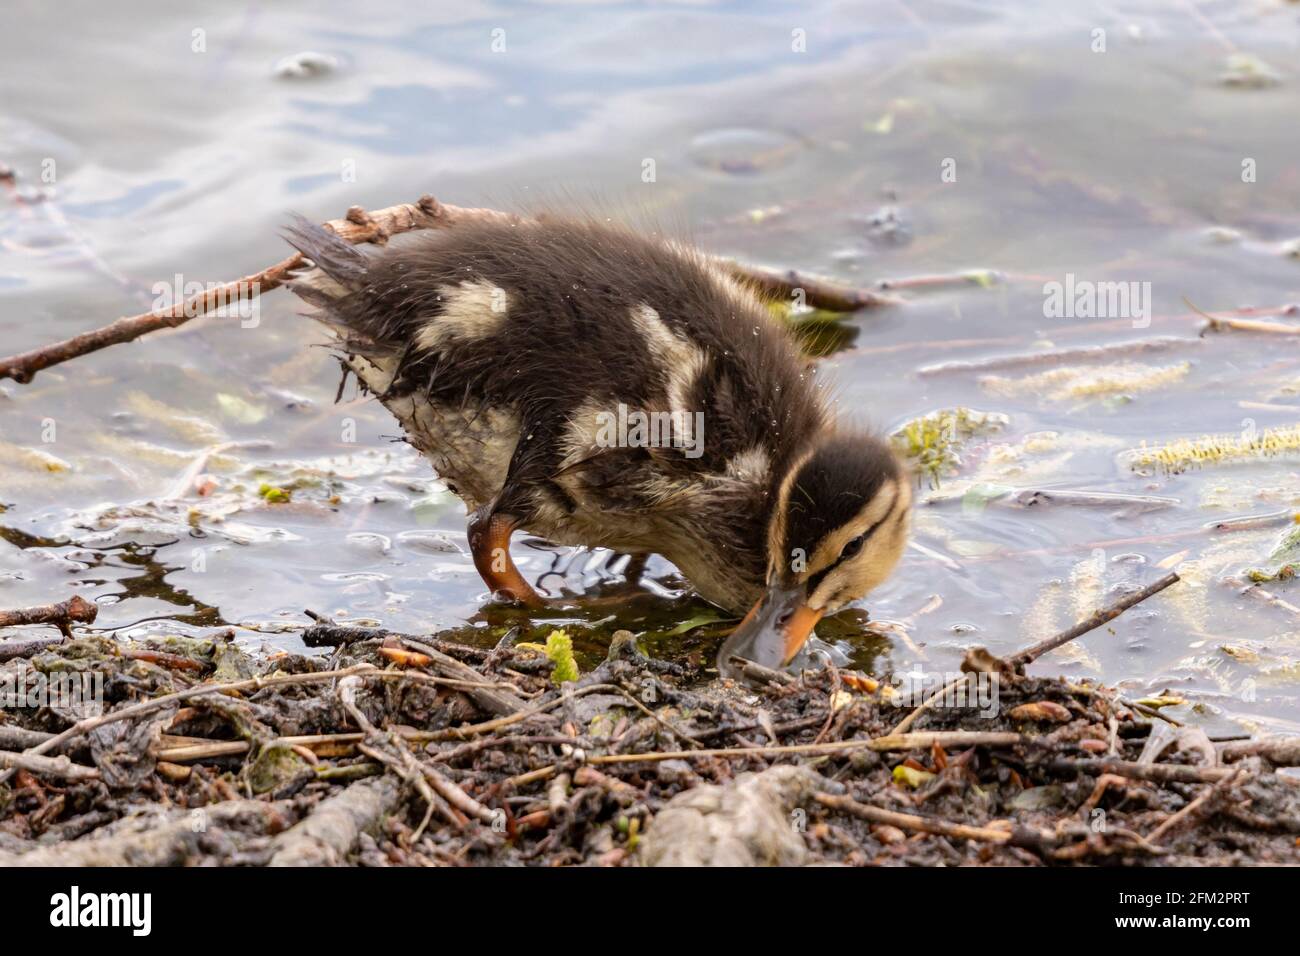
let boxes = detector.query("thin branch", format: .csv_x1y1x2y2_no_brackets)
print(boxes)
813,791,1053,848
0,663,379,786
723,262,900,311
890,572,1180,735
1010,571,1180,667
0,750,99,782
0,594,97,637
0,196,893,384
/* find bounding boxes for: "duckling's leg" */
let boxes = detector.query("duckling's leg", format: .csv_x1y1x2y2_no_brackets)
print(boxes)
467,506,544,607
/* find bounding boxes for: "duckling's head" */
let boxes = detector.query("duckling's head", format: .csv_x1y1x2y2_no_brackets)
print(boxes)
718,432,911,677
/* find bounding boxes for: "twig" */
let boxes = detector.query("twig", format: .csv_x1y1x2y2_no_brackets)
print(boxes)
268,776,402,867
1219,735,1300,765
916,336,1199,377
0,196,894,384
1010,572,1180,667
813,792,1056,849
0,750,99,782
0,634,66,663
338,675,453,837
890,572,1180,735
1005,489,1180,512
419,763,497,825
562,730,1024,770
1184,296,1300,336
876,270,1006,291
887,673,973,736
0,594,97,637
0,198,512,384
723,262,900,311
500,729,1026,788
1048,757,1234,785
1207,509,1296,533
398,638,529,716
0,663,379,786
150,678,643,763
0,725,55,750
1147,768,1250,844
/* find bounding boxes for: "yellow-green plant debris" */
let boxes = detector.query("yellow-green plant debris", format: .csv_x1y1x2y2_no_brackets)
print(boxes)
545,628,580,685
1246,522,1300,583
1122,423,1300,475
890,406,1009,487
258,483,292,504
980,362,1191,402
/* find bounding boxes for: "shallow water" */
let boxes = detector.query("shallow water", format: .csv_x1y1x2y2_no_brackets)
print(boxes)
2,1,1300,736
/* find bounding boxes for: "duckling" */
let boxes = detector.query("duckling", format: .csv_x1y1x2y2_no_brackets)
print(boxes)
284,214,911,675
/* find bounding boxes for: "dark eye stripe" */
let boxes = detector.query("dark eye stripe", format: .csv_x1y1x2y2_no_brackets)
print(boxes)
803,486,908,597
837,492,901,563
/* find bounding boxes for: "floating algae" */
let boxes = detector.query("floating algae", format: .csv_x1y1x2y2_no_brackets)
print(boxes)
916,429,1128,509
890,406,1009,487
1122,423,1300,476
980,361,1191,403
1246,523,1300,584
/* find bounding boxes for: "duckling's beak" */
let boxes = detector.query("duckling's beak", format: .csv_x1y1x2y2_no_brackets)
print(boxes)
717,583,824,678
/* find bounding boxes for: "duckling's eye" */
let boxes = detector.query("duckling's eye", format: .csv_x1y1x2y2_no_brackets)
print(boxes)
840,534,866,560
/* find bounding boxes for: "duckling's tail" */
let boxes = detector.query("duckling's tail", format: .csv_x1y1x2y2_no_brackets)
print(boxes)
282,214,368,310
282,216,403,394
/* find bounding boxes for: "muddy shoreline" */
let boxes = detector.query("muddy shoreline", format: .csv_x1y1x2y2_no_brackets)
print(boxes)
2,620,1296,867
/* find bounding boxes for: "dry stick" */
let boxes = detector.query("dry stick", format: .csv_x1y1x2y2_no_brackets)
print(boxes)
0,750,99,782
398,637,528,716
428,734,586,765
1049,757,1234,785
343,675,496,829
337,676,450,838
0,594,97,636
813,792,1050,848
0,635,66,663
0,197,513,384
502,730,1025,786
0,663,378,787
150,679,622,763
889,572,1181,736
1010,571,1180,667
1184,296,1300,336
0,725,54,750
0,196,892,385
1147,768,1250,845
267,776,401,867
723,262,900,311
915,335,1200,377
419,764,497,825
1219,735,1300,765
1004,489,1180,511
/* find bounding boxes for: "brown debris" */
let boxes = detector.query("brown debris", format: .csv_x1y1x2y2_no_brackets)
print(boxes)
1,621,1298,866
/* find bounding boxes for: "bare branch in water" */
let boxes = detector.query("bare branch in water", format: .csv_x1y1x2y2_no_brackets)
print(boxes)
0,594,97,637
0,196,894,384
